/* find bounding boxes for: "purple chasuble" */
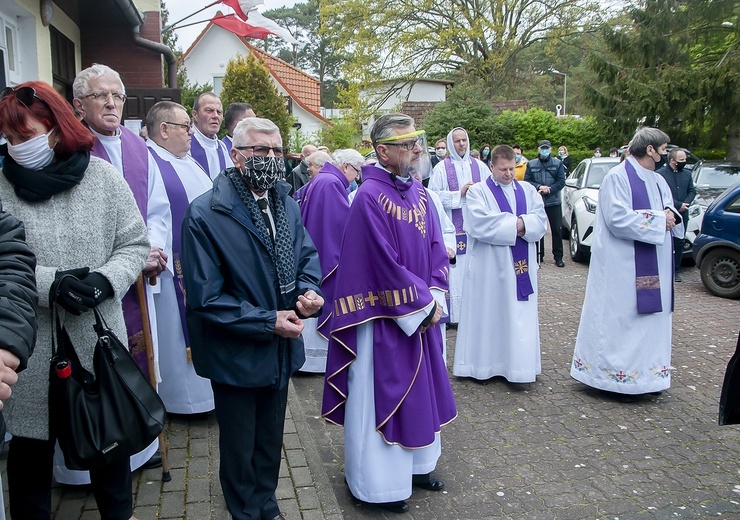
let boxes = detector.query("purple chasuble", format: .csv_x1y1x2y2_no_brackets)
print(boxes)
486,178,535,301
624,160,663,314
299,163,350,338
190,135,226,177
149,148,192,350
444,157,481,255
89,124,151,377
321,165,457,448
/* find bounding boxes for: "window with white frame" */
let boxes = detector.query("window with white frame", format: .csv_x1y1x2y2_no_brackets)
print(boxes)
0,16,20,86
212,75,223,96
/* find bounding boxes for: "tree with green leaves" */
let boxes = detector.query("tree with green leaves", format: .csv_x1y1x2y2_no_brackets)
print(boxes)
322,0,600,110
262,0,348,107
220,54,293,148
585,0,739,159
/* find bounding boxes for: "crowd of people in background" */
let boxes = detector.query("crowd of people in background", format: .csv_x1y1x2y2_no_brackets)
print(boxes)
0,68,687,519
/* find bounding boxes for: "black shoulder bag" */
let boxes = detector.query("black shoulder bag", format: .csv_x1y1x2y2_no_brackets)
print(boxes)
49,286,166,470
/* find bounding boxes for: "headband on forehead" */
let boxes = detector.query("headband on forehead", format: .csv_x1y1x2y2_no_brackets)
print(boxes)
376,130,426,143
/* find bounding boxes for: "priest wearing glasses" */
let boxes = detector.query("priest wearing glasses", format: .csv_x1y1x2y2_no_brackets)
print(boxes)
322,113,457,514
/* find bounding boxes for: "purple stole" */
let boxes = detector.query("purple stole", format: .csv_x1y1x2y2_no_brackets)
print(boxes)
89,125,150,377
624,161,664,314
190,134,226,177
148,149,192,353
444,157,481,255
486,178,535,301
221,135,233,153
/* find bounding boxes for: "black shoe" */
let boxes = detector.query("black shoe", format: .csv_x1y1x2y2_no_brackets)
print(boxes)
555,260,565,267
675,274,682,282
412,473,445,491
141,452,162,470
348,486,409,514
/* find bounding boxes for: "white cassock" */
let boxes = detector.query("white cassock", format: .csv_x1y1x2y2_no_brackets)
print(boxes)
453,180,547,382
426,188,456,363
345,291,447,503
54,127,173,484
191,126,230,180
147,140,215,413
429,155,490,322
570,157,684,394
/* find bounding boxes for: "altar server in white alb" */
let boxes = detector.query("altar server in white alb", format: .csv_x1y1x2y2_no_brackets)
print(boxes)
453,145,547,382
146,101,215,414
189,92,230,180
429,127,490,323
570,127,683,395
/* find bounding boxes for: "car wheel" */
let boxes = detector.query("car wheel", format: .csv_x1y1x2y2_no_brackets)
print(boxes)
699,248,740,299
569,218,588,263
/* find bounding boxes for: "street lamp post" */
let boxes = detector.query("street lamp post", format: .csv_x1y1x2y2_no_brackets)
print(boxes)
550,68,567,116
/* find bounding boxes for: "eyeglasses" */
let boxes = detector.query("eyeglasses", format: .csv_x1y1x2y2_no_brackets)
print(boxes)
382,138,423,151
164,121,193,131
0,86,46,107
349,164,361,174
235,146,285,158
81,91,127,104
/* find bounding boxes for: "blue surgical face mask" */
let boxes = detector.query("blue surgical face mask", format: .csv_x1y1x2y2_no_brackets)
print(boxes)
540,148,551,158
515,154,522,163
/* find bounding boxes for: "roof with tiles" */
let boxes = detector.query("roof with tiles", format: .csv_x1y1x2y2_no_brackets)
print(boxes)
182,19,328,124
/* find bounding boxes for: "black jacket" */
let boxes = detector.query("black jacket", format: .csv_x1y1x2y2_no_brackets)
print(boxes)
181,173,322,389
0,202,38,439
524,155,566,207
656,164,696,222
285,162,310,196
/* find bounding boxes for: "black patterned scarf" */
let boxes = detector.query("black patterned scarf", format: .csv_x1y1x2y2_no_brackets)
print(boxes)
226,167,296,297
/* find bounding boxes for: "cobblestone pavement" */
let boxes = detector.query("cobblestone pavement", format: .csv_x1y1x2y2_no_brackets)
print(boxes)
292,253,740,520
2,239,739,519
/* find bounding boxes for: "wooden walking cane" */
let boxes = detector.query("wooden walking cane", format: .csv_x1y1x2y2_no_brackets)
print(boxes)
136,275,172,482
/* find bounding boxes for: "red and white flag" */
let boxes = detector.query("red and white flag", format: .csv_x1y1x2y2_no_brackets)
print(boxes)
218,0,298,45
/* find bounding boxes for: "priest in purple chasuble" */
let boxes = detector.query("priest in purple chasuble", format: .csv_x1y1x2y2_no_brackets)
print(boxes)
322,114,456,513
145,101,215,415
571,127,683,395
453,145,548,383
189,92,230,180
429,127,491,324
297,149,363,373
55,64,171,483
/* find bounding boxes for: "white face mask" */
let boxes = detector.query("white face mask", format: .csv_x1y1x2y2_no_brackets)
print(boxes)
7,129,56,170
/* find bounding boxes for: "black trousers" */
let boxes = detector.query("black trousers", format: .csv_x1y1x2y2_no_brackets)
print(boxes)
7,436,133,519
673,236,684,272
212,381,289,520
544,204,564,262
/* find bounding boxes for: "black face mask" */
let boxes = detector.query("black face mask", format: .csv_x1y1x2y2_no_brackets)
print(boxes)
675,162,686,172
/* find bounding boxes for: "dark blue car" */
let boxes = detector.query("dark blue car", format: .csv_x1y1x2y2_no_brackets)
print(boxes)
692,181,740,299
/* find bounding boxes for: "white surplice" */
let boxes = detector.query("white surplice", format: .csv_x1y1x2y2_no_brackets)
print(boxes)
427,188,455,362
345,291,446,503
453,180,547,382
429,150,490,323
146,140,215,413
570,157,685,394
54,127,172,484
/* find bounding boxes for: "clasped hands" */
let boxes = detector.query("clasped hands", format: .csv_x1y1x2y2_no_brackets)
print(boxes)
51,267,114,316
664,209,677,231
274,290,324,339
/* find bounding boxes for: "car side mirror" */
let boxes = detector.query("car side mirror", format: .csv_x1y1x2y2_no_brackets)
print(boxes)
565,178,578,188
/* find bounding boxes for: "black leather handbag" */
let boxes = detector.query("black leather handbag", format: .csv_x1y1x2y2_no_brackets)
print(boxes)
49,302,166,470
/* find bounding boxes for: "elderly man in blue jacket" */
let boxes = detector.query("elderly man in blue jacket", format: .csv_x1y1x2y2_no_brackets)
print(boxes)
181,117,323,520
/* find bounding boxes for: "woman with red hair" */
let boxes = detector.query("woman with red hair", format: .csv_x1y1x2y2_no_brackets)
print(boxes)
0,81,149,519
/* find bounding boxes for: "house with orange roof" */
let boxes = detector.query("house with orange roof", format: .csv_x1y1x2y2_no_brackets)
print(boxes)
182,17,331,137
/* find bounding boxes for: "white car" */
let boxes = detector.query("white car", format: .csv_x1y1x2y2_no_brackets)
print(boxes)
561,157,620,262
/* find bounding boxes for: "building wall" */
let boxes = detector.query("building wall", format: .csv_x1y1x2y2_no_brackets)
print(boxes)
81,10,164,89
183,26,326,136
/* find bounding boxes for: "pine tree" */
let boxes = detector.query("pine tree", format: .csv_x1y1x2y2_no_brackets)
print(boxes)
220,54,294,149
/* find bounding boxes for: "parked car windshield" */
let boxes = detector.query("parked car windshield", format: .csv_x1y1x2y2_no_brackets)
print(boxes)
585,162,618,189
694,164,740,189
